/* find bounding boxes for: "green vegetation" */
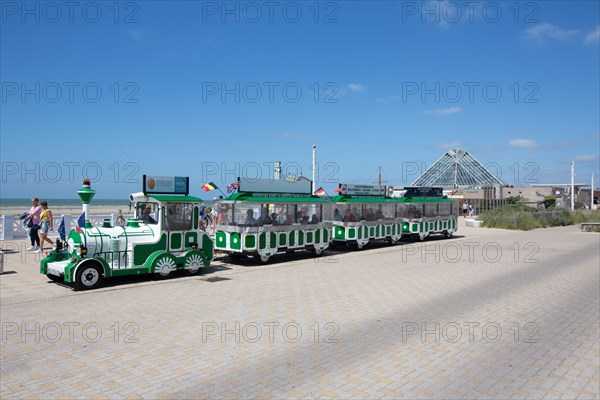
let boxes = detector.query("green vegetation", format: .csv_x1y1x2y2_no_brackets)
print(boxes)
505,195,526,205
480,206,600,230
542,195,556,209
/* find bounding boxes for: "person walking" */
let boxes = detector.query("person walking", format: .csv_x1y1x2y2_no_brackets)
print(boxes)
24,197,42,251
37,201,54,252
462,203,468,217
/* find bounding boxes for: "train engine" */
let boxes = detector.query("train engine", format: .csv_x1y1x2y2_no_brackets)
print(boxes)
40,177,213,290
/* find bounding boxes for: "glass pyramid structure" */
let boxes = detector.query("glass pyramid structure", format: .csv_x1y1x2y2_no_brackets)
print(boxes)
411,148,505,188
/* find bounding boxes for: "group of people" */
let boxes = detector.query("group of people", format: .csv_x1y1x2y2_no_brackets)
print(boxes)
462,202,476,217
332,207,386,223
23,197,54,253
242,206,320,227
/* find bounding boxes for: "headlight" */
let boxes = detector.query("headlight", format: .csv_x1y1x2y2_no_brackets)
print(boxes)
79,246,88,257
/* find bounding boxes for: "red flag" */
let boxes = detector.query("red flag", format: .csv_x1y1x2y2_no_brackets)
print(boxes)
334,187,343,193
314,187,326,196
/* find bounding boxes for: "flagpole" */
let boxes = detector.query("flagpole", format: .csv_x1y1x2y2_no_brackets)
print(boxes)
216,187,227,198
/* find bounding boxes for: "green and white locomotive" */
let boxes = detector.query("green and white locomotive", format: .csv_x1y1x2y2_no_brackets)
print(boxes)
40,177,213,290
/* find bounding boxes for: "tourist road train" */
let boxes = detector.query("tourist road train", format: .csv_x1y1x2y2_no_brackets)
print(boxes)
40,176,458,290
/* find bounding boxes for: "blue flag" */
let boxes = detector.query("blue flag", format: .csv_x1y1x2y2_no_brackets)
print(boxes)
58,217,66,241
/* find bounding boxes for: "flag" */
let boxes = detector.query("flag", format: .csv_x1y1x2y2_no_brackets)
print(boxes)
74,212,85,234
314,187,326,196
58,217,66,241
201,182,218,192
334,187,343,193
227,181,240,194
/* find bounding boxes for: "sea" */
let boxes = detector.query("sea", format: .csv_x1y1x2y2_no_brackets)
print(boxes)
0,198,130,208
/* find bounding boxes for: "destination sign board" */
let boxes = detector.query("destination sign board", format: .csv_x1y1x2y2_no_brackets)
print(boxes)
339,184,386,196
143,175,189,195
239,177,312,194
404,187,443,198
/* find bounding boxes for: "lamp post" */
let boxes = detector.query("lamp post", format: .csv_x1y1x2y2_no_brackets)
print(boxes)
570,161,575,211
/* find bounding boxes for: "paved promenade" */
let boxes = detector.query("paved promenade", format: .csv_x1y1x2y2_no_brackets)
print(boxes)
1,224,599,399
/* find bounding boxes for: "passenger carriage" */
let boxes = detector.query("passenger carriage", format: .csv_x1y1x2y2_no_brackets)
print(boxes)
214,178,331,263
399,187,459,241
328,184,403,250
40,177,213,290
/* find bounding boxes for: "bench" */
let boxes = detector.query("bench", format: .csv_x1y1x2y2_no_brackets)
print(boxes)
465,219,483,228
580,222,600,232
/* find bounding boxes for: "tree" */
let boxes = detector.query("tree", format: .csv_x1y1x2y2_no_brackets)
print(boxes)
542,196,556,209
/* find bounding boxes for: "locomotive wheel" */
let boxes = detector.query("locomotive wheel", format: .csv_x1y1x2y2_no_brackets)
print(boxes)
443,231,453,239
74,262,104,291
153,254,177,278
184,252,205,275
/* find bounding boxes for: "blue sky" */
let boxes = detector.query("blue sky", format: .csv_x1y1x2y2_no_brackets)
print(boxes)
1,0,599,199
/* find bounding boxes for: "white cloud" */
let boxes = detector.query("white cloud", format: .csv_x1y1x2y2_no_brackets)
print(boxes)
523,23,579,44
280,132,316,141
434,141,462,150
423,107,461,116
573,154,598,162
129,29,152,43
375,96,401,103
347,83,367,93
585,25,600,45
509,139,538,148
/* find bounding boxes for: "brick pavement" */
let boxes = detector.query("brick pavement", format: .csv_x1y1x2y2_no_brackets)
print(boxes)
1,224,599,399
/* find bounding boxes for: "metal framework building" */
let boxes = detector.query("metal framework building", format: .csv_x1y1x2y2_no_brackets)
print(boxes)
412,148,504,189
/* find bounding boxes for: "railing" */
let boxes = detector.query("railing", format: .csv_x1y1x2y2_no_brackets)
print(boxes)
0,214,134,240
94,250,131,270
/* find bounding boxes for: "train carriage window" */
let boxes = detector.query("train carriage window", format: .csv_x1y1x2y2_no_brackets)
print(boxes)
308,204,322,224
234,205,258,226
164,203,194,231
425,203,436,217
382,203,395,220
396,203,405,218
136,202,159,224
322,203,334,221
439,203,451,216
272,204,290,225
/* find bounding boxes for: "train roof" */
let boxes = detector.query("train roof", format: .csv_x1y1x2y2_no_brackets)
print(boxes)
224,192,330,203
329,195,398,203
147,195,204,203
397,196,455,203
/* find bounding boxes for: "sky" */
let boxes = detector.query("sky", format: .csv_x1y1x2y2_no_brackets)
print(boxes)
1,0,599,199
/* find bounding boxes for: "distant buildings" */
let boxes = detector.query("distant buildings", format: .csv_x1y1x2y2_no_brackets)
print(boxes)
411,148,598,210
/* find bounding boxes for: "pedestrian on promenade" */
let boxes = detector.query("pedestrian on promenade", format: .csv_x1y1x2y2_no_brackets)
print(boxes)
462,203,468,217
37,201,54,252
211,196,220,231
468,203,474,217
24,197,42,251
